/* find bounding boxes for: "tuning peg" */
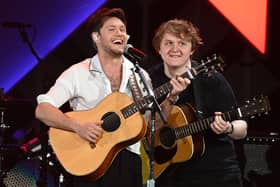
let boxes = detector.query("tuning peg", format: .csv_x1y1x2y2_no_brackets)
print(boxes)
211,54,217,61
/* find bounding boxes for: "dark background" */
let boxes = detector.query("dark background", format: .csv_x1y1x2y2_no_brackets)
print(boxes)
6,0,280,135
1,0,280,186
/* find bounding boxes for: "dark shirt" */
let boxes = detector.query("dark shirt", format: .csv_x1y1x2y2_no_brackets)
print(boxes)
148,62,241,176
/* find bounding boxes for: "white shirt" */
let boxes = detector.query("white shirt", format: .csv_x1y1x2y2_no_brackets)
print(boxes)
37,54,151,154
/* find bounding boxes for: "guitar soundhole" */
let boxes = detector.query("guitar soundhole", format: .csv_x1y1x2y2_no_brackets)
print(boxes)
159,127,176,148
101,112,121,132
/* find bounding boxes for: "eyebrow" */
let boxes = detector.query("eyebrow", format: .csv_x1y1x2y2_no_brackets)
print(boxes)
104,24,126,28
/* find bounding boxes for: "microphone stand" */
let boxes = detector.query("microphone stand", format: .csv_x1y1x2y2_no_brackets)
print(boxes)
127,54,168,187
17,27,48,187
19,27,42,63
0,107,9,187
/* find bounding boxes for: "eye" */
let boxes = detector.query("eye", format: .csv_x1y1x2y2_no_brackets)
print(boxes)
108,27,115,32
164,41,173,46
179,41,187,46
120,26,126,33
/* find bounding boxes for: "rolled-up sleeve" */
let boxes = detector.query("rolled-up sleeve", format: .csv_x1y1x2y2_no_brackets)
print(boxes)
37,66,76,108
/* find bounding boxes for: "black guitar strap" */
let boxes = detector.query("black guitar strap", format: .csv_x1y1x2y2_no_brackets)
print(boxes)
191,60,205,120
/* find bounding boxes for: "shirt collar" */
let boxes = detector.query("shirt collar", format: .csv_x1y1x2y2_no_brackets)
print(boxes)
89,54,134,73
89,55,102,73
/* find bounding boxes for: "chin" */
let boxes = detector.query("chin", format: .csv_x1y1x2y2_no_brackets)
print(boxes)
111,50,123,57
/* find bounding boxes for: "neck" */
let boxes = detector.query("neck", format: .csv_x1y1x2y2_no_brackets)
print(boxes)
98,50,123,67
164,59,192,78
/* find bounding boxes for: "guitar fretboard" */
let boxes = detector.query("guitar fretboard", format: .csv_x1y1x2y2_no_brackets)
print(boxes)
174,109,239,139
173,95,270,139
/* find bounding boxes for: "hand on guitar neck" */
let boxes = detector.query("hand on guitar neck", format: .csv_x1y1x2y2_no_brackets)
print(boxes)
152,95,270,179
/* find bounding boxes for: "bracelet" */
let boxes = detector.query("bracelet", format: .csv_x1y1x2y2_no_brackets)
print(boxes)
226,122,234,134
166,94,179,105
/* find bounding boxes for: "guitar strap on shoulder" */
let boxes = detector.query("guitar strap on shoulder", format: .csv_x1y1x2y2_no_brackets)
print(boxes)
192,82,204,119
128,70,151,153
191,60,205,120
128,70,143,102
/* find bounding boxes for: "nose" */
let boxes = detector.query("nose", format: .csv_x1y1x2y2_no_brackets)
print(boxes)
170,43,180,51
115,29,121,34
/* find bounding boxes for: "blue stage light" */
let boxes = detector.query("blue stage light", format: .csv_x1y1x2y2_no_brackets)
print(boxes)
0,0,106,93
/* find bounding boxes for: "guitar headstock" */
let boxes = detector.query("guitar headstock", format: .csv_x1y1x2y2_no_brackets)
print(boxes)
240,95,271,119
193,54,225,76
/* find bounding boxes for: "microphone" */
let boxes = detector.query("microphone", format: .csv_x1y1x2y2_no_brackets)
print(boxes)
124,44,146,62
1,21,32,28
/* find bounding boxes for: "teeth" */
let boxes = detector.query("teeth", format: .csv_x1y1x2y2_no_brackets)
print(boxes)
113,39,122,44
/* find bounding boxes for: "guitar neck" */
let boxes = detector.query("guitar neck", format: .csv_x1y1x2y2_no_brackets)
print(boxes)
174,109,240,139
122,70,196,118
153,55,223,100
173,95,270,139
153,69,197,99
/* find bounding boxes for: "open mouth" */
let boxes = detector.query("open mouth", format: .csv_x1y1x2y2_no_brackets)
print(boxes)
112,39,123,45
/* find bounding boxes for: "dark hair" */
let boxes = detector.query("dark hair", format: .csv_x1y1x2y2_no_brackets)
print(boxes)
86,8,127,35
152,19,203,52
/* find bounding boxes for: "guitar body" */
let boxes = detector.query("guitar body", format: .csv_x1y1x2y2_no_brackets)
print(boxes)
49,92,146,180
152,95,272,179
153,104,205,179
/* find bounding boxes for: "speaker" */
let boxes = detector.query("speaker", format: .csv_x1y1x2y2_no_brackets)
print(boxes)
3,157,56,187
241,135,280,187
243,143,271,179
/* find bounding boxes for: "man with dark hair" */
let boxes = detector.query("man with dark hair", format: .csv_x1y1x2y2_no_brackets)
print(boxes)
86,8,127,50
35,8,188,186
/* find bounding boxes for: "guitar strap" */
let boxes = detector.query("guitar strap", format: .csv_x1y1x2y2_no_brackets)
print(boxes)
191,60,205,120
128,70,143,102
128,70,148,135
128,70,151,182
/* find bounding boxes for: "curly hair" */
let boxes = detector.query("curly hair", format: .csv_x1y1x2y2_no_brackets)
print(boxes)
152,19,203,52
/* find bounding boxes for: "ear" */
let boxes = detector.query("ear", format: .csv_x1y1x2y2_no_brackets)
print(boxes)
126,34,130,40
92,32,99,41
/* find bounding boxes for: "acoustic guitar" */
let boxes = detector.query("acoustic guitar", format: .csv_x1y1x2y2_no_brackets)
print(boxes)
153,95,271,179
49,54,224,180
